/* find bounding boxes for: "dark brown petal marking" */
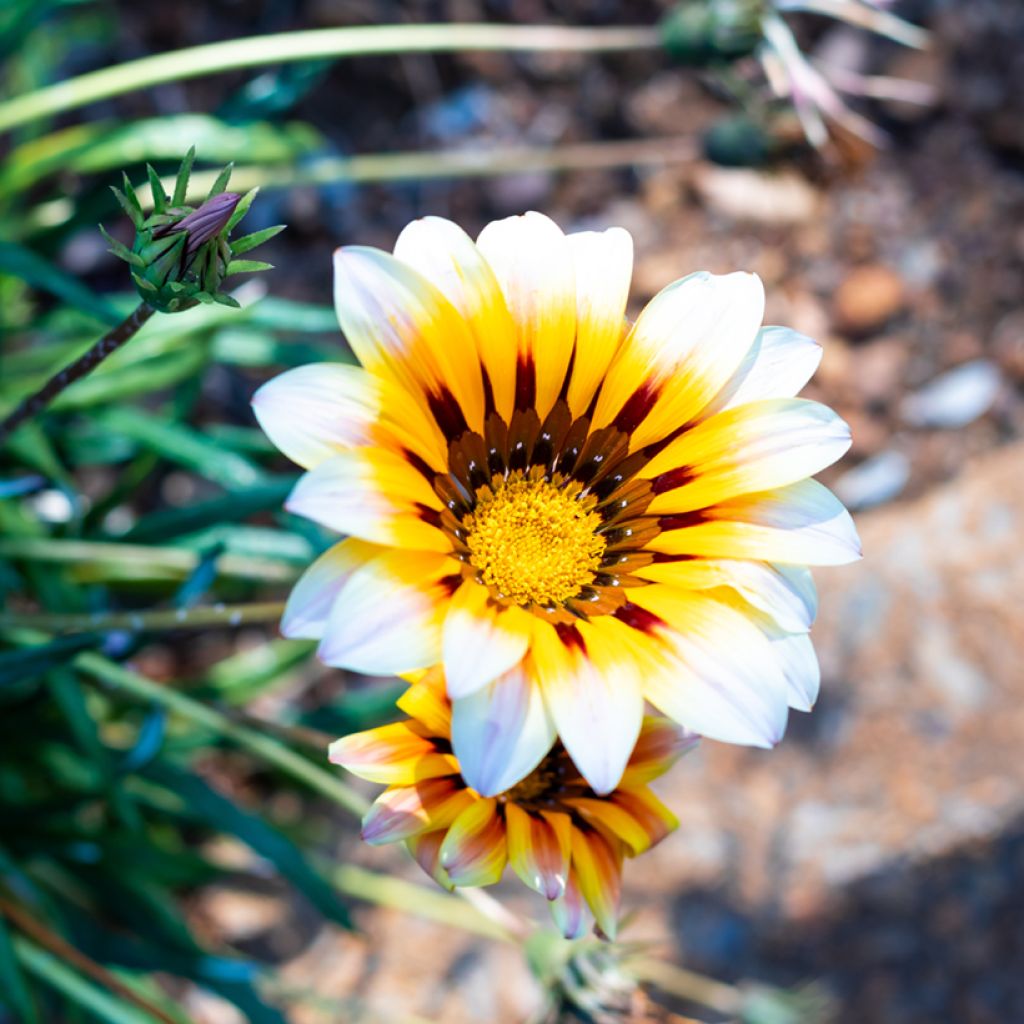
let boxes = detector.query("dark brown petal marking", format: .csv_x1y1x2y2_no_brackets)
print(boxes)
599,550,654,573
596,479,654,528
484,413,509,476
649,551,697,564
515,353,537,411
591,451,649,502
613,601,665,635
658,510,711,531
506,408,542,473
480,364,496,417
414,503,443,529
554,415,591,477
460,431,491,491
402,448,436,484
531,400,573,472
566,586,626,618
651,465,697,495
572,427,629,488
438,573,463,597
601,518,662,552
426,385,470,441
555,621,586,653
612,380,661,434
433,473,473,513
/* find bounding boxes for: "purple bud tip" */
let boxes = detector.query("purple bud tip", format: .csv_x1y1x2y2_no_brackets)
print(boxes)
156,192,242,258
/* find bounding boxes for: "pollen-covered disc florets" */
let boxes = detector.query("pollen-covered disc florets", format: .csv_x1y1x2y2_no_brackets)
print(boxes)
330,670,696,939
465,472,606,607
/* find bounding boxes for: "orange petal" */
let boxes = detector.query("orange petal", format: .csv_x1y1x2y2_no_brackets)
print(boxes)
620,716,698,786
563,796,652,856
361,777,475,845
549,866,593,940
570,826,623,940
328,722,457,785
439,798,508,887
396,669,451,737
505,803,571,900
407,830,453,891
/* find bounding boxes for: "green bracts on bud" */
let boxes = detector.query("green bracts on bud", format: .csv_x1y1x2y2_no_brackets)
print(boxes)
661,0,765,66
103,148,283,313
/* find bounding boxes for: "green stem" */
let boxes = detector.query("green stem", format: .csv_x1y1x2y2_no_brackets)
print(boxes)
0,24,662,134
0,537,299,584
0,602,286,634
0,303,153,447
74,650,369,818
626,955,744,1015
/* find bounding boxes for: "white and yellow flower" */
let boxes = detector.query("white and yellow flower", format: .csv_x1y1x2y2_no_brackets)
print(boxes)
253,211,859,798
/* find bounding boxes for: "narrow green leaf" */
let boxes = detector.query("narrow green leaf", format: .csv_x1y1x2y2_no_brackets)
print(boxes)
226,259,273,275
0,635,100,687
142,763,353,929
0,242,121,325
145,164,166,213
0,916,38,1024
171,146,195,206
224,186,256,230
206,163,233,198
229,224,284,255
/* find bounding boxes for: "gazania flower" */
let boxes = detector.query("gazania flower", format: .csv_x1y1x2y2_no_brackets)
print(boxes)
253,211,859,799
330,670,696,938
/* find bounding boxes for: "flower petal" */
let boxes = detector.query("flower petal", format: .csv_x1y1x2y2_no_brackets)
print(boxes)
643,398,851,514
531,619,644,796
505,803,572,900
706,325,822,416
280,537,380,640
649,479,862,566
620,716,699,787
439,798,508,887
318,549,458,675
625,588,791,748
567,788,678,856
450,664,555,798
442,582,534,698
251,363,381,470
770,629,820,711
592,271,765,448
564,227,634,417
407,830,453,890
328,721,458,785
394,216,518,423
635,559,818,633
361,778,475,845
476,212,576,419
569,826,623,939
549,867,593,939
334,245,485,433
396,669,451,737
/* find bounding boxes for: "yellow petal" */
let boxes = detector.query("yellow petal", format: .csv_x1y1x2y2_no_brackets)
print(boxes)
439,798,508,887
569,825,623,939
328,722,458,785
505,803,571,900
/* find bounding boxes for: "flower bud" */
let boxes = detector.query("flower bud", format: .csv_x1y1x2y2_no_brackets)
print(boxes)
661,0,765,66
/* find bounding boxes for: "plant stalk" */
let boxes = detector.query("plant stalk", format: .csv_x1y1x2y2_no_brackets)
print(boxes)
0,302,153,446
0,601,287,634
0,24,662,134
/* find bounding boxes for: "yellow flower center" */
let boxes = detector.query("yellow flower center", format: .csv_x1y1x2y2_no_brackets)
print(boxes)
465,476,606,607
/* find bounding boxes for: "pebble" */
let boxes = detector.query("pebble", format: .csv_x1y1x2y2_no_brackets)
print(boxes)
900,359,1003,428
834,450,912,510
693,166,822,226
833,265,908,336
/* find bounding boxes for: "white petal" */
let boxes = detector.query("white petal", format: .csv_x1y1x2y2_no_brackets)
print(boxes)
251,363,380,470
771,630,821,711
564,227,634,416
317,550,456,675
451,666,556,798
711,326,822,415
280,538,380,639
532,621,644,795
442,582,533,699
631,589,791,748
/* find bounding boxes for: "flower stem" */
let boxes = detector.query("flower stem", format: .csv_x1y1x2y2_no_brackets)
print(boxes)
0,302,153,446
0,601,287,634
0,24,662,134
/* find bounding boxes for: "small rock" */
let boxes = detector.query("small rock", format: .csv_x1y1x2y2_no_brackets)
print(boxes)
900,360,1003,428
833,265,908,337
834,450,911,510
992,310,1024,380
851,336,910,404
693,166,822,226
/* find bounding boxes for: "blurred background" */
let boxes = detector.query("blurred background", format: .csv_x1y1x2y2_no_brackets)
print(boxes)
1,1,1022,1022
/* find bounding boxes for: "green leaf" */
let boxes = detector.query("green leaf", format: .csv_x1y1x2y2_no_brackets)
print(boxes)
224,186,256,231
230,224,284,256
0,635,100,687
226,259,273,275
0,241,121,325
206,163,233,198
171,146,195,207
142,763,353,930
0,916,38,1024
145,164,166,213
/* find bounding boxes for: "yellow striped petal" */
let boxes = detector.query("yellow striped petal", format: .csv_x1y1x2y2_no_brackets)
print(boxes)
439,798,508,887
407,830,453,890
396,669,451,737
591,271,764,448
550,867,592,939
621,716,698,786
334,246,486,434
570,826,623,939
394,216,518,423
361,778,475,845
564,227,634,417
506,804,572,900
328,721,458,785
476,212,576,419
